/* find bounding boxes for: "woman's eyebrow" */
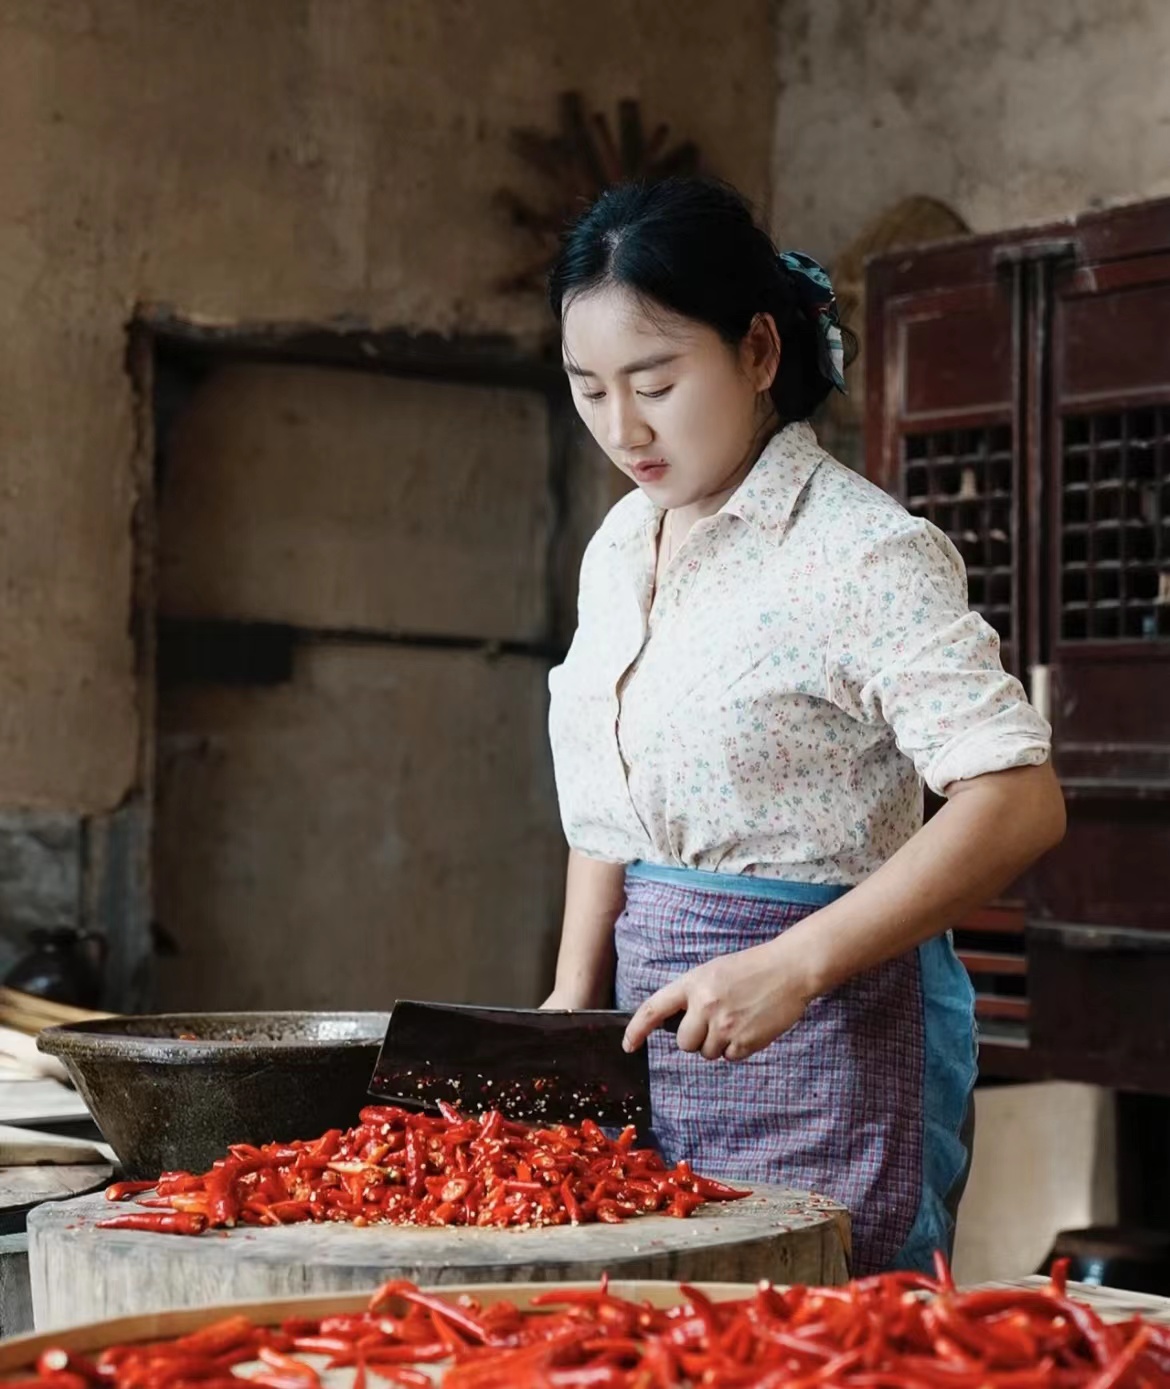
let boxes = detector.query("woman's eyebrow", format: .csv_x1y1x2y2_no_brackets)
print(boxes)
562,352,682,378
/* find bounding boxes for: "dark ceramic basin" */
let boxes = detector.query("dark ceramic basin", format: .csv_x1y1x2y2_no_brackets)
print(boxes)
38,1011,390,1178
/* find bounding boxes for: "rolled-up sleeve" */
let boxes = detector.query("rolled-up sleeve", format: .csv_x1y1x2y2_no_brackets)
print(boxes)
826,521,1051,795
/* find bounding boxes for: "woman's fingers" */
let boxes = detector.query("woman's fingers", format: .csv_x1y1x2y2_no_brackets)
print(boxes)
624,957,782,1061
623,980,689,1051
675,1008,711,1055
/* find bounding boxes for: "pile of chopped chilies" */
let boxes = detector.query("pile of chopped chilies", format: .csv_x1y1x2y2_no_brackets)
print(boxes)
97,1103,750,1234
12,1257,1170,1388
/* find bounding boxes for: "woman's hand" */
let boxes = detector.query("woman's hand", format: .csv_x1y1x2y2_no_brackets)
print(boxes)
622,934,815,1061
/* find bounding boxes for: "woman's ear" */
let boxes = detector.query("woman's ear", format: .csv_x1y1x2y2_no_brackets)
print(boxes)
743,312,781,392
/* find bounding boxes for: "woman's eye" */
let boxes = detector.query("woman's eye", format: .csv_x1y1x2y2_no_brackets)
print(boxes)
638,387,673,400
580,390,606,402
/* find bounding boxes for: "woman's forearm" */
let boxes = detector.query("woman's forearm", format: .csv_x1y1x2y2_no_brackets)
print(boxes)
790,761,1066,1000
545,849,627,1008
622,762,1065,1059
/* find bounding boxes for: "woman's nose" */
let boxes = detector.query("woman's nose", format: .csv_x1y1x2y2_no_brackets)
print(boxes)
607,395,652,451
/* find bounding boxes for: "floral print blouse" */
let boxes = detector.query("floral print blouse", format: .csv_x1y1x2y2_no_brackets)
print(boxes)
547,422,1052,884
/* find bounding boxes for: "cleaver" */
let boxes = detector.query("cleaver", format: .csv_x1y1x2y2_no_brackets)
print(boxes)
368,1001,657,1129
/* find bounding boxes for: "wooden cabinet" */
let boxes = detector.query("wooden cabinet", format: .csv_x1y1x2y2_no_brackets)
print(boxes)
865,197,1170,1091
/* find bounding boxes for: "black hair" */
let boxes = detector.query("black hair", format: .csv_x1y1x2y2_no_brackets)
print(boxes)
549,177,848,424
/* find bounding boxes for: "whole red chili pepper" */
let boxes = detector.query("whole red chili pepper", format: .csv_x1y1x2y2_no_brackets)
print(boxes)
172,1313,260,1355
23,1260,1170,1389
95,1211,208,1234
689,1174,751,1201
370,1282,497,1346
104,1179,158,1202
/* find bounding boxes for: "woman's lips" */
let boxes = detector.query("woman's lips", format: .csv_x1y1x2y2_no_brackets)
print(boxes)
630,460,668,482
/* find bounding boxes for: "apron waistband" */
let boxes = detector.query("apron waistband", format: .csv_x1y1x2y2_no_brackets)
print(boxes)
625,861,851,906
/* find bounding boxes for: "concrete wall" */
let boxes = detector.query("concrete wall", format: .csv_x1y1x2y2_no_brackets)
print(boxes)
154,644,563,1010
152,361,565,1009
157,365,553,641
0,0,775,816
773,0,1170,263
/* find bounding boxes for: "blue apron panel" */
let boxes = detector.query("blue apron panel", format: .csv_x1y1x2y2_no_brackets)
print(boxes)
626,860,850,907
891,931,978,1270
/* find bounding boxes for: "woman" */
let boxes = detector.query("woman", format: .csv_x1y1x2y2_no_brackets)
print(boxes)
542,177,1066,1276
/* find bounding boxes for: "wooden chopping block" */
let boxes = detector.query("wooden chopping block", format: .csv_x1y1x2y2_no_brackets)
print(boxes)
28,1185,850,1330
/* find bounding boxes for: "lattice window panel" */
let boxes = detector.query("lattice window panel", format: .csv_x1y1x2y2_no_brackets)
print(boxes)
1061,408,1170,642
902,426,1014,642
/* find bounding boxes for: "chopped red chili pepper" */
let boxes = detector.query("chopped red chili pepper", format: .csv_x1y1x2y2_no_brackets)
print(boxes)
97,1104,749,1237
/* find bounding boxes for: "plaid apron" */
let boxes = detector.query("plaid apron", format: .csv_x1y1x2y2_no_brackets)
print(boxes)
614,864,972,1276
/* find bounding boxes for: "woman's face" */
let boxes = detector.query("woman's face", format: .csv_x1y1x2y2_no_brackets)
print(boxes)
561,284,779,511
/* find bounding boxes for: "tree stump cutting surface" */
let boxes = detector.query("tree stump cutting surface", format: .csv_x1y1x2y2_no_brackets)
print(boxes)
28,1185,850,1330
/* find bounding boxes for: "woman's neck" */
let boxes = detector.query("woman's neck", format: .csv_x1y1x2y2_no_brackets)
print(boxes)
672,412,782,533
